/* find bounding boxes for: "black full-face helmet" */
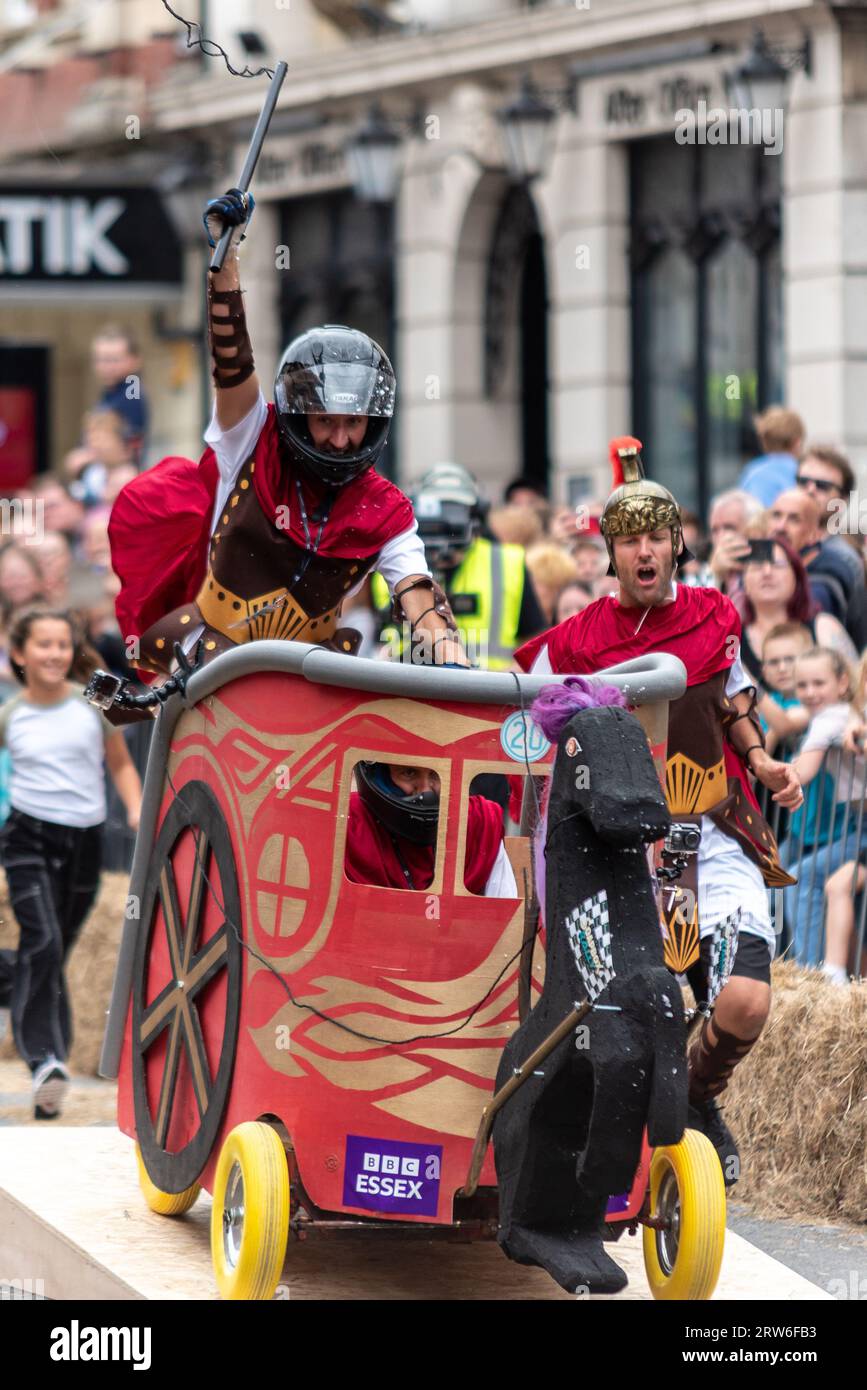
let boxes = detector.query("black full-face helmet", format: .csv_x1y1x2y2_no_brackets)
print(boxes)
356,762,439,847
274,325,396,487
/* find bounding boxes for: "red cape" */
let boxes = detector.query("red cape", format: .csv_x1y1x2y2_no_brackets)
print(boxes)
514,584,738,685
345,792,505,895
109,404,414,650
515,585,760,813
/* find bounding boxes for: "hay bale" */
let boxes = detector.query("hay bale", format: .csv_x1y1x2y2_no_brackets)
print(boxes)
724,958,867,1223
0,868,128,1074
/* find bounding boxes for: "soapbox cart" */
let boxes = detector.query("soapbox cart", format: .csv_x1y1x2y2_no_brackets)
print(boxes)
99,644,726,1300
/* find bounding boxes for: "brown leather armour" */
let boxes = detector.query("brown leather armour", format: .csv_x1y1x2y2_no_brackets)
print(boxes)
666,672,793,888
138,453,375,675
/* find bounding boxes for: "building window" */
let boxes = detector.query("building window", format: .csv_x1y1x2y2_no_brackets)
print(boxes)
278,192,396,476
631,137,781,515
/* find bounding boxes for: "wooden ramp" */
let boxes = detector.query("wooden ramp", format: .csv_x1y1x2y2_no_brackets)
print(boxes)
0,1128,829,1301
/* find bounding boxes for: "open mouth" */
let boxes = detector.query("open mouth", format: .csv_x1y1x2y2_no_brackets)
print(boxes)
636,566,657,585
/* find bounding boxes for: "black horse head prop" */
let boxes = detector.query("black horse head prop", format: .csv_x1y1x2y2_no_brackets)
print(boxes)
493,679,687,1294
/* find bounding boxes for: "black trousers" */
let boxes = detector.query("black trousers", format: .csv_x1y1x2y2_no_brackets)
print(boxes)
0,809,102,1071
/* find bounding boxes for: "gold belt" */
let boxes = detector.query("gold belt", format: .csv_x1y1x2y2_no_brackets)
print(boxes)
195,573,340,645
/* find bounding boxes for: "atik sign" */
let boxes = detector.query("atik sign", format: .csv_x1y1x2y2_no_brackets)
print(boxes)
0,188,182,285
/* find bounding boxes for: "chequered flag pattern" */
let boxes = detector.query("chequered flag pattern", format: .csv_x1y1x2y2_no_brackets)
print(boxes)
707,908,741,1005
566,889,615,1002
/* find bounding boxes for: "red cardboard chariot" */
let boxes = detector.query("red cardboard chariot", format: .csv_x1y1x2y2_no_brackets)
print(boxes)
101,644,724,1299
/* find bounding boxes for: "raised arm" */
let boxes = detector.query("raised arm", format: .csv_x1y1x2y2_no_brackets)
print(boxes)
203,189,261,430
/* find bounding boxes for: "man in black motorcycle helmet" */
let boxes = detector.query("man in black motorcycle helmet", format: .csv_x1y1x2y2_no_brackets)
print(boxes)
274,327,395,487
344,762,516,897
108,188,468,680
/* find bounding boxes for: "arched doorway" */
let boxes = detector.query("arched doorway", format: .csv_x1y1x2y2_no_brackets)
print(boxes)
484,185,550,494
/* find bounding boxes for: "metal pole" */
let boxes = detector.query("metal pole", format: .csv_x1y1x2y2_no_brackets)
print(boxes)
209,60,289,273
459,1000,592,1198
805,748,828,964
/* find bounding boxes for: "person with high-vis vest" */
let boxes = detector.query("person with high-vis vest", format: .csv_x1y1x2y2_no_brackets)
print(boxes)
372,463,546,669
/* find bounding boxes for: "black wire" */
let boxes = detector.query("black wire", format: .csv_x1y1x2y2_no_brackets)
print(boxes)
160,1,276,79
162,760,537,1047
509,670,543,824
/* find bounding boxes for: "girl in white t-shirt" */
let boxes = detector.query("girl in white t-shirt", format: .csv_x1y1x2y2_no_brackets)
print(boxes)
0,607,142,1118
823,650,867,983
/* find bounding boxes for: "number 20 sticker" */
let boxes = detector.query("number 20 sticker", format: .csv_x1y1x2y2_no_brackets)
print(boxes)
500,710,550,763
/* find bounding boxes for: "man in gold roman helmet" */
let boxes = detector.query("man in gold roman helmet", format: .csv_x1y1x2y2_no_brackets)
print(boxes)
516,435,801,1186
599,436,693,579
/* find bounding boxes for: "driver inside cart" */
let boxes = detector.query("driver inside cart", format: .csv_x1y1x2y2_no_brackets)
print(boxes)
345,763,517,897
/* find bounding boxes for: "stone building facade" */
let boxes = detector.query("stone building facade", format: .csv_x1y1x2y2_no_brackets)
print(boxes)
1,0,865,511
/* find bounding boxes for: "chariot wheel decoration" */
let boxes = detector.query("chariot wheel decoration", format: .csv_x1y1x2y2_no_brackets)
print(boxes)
133,779,242,1194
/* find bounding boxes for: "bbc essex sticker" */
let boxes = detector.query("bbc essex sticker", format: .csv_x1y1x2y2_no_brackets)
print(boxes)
343,1135,443,1217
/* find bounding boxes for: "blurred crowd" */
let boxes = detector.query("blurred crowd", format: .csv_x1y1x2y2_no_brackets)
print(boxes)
0,325,148,705
353,405,867,984
2,373,865,982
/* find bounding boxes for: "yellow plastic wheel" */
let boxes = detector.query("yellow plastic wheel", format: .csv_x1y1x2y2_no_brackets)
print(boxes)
135,1143,201,1216
642,1128,726,1301
210,1121,290,1301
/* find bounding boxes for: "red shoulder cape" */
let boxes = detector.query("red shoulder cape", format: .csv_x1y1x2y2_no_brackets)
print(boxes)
109,405,414,650
515,585,760,813
514,584,739,686
345,792,505,895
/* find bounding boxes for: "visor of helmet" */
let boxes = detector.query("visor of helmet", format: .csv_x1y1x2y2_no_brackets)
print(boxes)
415,497,475,544
276,362,395,419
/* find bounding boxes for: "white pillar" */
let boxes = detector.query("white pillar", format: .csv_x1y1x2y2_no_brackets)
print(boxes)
785,19,867,479
536,126,630,504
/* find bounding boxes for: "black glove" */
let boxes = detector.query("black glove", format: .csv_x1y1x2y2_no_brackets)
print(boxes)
203,188,255,250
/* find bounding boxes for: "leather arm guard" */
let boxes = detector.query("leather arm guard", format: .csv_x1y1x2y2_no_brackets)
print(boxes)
208,281,255,389
723,687,766,754
391,576,459,633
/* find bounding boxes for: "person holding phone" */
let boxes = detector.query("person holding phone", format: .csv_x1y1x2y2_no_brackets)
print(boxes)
738,536,855,683
707,489,765,595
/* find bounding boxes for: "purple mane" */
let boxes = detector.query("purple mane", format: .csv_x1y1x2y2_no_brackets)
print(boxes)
530,677,627,744
529,677,628,920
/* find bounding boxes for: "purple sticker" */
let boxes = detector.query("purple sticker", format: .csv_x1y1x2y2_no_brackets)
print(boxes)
606,1190,630,1215
343,1134,443,1217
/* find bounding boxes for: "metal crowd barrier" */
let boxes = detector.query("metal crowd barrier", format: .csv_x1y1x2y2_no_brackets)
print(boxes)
757,741,867,975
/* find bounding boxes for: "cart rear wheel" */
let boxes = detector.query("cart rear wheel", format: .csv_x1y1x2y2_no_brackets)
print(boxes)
135,1143,200,1216
211,1122,290,1301
642,1128,725,1301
